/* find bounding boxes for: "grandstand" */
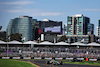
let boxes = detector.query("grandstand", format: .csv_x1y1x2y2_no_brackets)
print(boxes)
0,40,100,61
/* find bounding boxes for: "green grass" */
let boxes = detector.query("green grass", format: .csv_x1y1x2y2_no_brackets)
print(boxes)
0,59,36,67
64,61,100,66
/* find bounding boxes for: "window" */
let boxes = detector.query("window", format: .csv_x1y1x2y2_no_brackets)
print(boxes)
68,17,72,20
79,17,82,22
68,32,71,35
69,28,71,30
79,23,82,26
79,32,82,35
68,22,71,24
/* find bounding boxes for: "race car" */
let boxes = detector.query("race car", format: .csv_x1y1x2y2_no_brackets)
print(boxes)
46,59,63,65
53,61,63,65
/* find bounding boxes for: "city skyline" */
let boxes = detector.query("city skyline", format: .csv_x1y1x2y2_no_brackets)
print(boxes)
0,0,100,35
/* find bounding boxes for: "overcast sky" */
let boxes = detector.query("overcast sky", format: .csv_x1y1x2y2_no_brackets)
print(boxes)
0,0,100,35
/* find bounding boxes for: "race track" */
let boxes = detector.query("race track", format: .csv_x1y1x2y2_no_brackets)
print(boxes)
21,60,100,67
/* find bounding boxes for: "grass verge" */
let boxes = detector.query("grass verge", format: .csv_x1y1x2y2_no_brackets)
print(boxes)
64,61,100,66
0,59,36,67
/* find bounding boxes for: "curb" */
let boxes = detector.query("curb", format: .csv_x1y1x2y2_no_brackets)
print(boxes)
28,61,40,67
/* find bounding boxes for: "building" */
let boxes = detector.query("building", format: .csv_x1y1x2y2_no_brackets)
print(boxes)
97,20,100,37
39,19,62,42
31,19,39,40
87,23,94,35
57,14,94,44
0,31,6,41
63,23,67,35
6,16,33,42
67,14,90,35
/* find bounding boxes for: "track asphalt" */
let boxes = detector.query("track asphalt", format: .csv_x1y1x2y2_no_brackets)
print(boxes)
21,60,100,67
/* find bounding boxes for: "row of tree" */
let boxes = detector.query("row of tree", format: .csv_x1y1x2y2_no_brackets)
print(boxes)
7,33,22,42
58,35,79,42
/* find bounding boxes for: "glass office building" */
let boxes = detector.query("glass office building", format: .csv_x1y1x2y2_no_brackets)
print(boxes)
67,14,90,35
87,23,94,35
6,16,33,42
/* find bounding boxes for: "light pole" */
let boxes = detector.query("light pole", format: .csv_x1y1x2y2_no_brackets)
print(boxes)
7,37,10,57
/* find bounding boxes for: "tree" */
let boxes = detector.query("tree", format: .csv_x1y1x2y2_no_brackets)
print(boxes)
58,35,67,42
8,33,22,42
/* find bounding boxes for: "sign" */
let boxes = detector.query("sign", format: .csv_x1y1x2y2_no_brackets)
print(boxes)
66,58,73,60
23,57,31,59
77,58,84,60
34,57,42,59
89,59,97,61
2,57,10,59
13,57,20,59
45,58,52,60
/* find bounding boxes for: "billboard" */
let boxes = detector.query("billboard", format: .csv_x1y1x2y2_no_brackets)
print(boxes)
45,26,61,32
39,21,62,34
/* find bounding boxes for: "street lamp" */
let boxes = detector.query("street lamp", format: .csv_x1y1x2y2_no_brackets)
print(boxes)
7,37,10,57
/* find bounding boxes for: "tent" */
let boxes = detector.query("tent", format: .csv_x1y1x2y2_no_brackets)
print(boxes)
7,40,22,44
23,41,38,44
87,42,100,46
39,41,54,45
55,42,69,45
71,42,86,46
0,40,6,44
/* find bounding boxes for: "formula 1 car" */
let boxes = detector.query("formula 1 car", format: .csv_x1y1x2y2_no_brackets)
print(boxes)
53,61,63,65
46,60,63,65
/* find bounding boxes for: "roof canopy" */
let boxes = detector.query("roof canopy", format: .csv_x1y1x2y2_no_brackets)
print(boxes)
0,40,6,44
87,42,100,46
71,42,86,46
7,40,22,44
23,41,38,44
39,41,54,45
55,42,69,45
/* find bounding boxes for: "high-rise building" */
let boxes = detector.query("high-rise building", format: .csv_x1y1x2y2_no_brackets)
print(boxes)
67,14,90,35
97,20,100,37
6,16,33,42
31,19,39,40
57,14,94,44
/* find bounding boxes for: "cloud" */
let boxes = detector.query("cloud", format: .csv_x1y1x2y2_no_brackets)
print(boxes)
0,1,34,5
80,9,100,11
6,9,63,16
32,12,63,16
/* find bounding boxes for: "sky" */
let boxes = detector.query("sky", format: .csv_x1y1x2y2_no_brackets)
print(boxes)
0,0,100,35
